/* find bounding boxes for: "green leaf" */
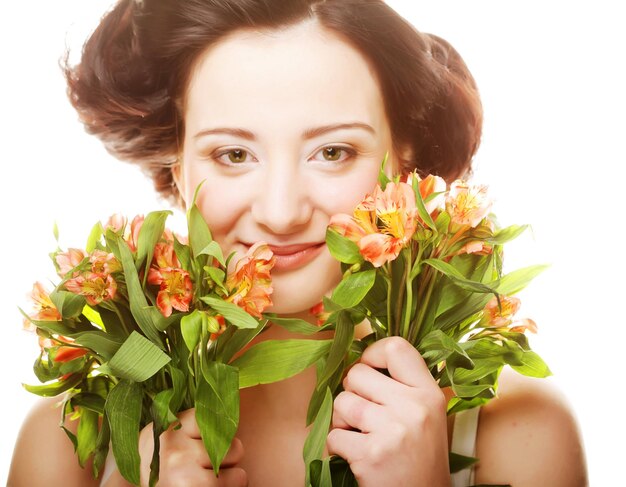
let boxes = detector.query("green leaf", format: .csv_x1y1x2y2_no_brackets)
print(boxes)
377,152,391,188
180,310,203,351
85,221,103,253
199,241,226,267
23,373,83,397
76,407,99,467
105,380,143,485
92,412,111,479
325,227,363,265
418,330,473,370
331,269,376,308
217,321,266,364
423,258,496,294
449,451,479,474
495,265,549,295
195,361,239,475
411,175,437,231
511,351,552,378
188,205,212,258
49,290,87,319
232,339,332,388
201,296,259,329
303,387,332,487
486,224,529,245
105,331,171,382
113,233,164,346
263,314,322,335
317,312,354,386
72,331,123,360
173,235,191,272
205,266,228,293
136,210,172,271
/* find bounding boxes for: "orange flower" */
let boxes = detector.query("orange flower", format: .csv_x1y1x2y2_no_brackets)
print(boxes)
209,314,227,341
329,181,418,267
456,240,493,256
484,295,521,327
55,248,86,277
309,301,330,326
152,241,180,270
39,335,88,363
65,272,117,305
446,180,492,228
226,242,275,318
23,282,62,330
406,172,447,215
149,267,193,317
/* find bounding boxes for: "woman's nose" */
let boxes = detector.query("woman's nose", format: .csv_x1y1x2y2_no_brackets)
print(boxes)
251,160,313,235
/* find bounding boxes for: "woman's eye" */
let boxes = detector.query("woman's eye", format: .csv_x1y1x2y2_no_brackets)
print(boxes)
214,149,251,164
313,146,355,163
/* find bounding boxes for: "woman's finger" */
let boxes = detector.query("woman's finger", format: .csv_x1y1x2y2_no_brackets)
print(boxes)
332,390,385,433
177,407,202,438
360,336,435,389
326,428,366,465
220,437,245,468
342,362,404,404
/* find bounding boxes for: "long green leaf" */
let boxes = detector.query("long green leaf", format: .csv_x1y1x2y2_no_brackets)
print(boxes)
412,175,437,231
50,290,86,319
495,265,549,295
23,373,83,397
105,380,143,485
196,361,239,475
331,269,376,308
199,241,226,267
264,314,324,335
303,387,333,486
136,210,172,272
105,331,170,382
511,351,552,378
218,321,266,364
232,339,332,388
188,204,212,258
317,312,354,386
114,234,164,346
423,259,496,294
72,331,123,360
201,296,259,329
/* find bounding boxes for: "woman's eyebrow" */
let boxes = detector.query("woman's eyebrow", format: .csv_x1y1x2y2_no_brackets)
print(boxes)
193,122,376,141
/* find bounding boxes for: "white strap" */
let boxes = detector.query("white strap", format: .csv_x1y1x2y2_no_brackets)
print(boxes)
450,407,480,487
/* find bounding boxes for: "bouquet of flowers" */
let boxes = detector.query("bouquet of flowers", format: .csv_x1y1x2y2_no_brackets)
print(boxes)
21,190,292,485
299,165,550,485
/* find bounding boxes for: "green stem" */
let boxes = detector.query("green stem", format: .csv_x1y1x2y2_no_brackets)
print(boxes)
385,270,394,336
412,270,437,344
401,247,413,339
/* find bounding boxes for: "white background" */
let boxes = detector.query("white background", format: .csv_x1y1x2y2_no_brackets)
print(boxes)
1,1,624,484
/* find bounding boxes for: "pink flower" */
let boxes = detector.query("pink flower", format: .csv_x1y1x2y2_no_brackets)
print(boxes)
456,240,493,256
148,267,193,317
127,215,144,252
89,250,121,274
104,213,127,233
226,242,275,318
65,272,117,306
446,180,492,228
329,181,418,267
55,248,86,277
23,282,61,330
482,295,537,334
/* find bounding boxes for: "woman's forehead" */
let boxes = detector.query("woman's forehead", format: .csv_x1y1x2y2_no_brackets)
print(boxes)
183,21,388,135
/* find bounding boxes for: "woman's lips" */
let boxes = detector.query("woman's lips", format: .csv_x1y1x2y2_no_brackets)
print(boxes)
248,242,325,272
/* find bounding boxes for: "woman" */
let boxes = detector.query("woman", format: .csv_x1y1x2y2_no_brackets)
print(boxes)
9,1,586,485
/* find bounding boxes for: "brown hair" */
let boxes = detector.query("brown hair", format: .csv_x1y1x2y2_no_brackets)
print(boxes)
65,0,482,205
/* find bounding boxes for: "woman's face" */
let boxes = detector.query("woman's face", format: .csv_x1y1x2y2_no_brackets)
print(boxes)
178,20,401,315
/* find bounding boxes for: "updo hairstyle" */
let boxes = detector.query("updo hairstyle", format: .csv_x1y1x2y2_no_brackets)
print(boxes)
64,0,482,206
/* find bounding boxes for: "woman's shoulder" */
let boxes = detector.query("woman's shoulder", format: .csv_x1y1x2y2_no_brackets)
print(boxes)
473,367,588,486
8,397,98,487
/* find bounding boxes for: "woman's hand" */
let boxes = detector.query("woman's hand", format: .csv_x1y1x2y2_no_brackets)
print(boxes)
138,408,247,487
326,337,450,487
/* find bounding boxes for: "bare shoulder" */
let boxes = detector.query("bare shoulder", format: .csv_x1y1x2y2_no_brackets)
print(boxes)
8,397,98,487
473,367,588,486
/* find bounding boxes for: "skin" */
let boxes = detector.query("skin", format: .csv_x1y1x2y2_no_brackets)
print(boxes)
9,19,587,487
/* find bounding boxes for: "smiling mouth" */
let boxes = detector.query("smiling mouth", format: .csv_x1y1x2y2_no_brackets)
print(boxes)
243,242,325,272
